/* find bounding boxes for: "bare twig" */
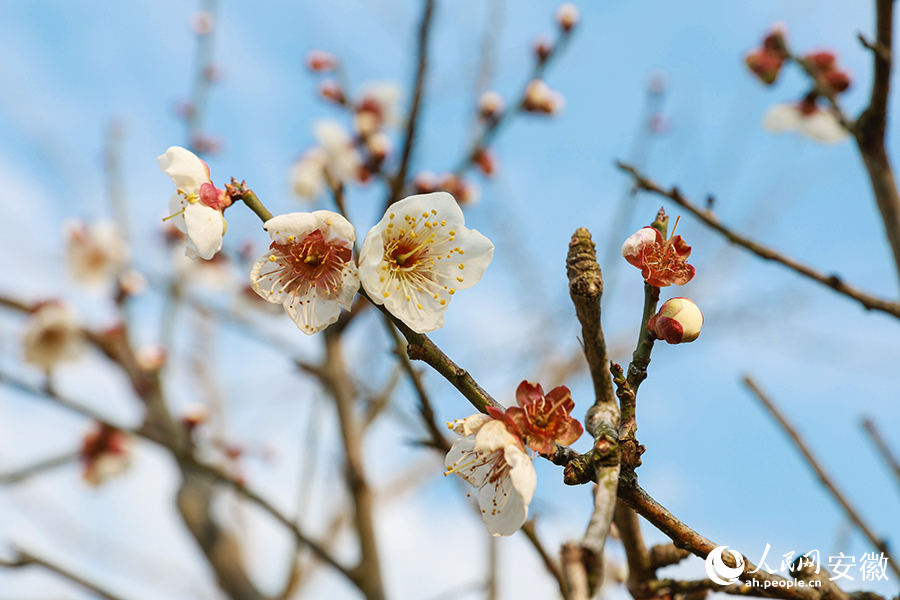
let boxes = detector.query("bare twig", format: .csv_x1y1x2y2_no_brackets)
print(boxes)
743,376,899,578
861,418,900,495
855,0,900,290
1,548,131,600
0,452,79,485
521,519,568,599
387,0,436,207
617,163,900,319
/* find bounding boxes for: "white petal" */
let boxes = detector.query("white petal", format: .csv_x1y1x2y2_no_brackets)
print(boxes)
381,285,447,333
479,446,535,537
183,203,224,260
264,213,319,243
436,227,494,291
283,285,343,335
445,437,494,488
158,146,209,193
449,414,492,436
167,193,189,234
312,210,355,244
338,264,360,311
249,254,289,303
800,110,849,143
762,104,801,133
473,420,521,454
621,227,657,260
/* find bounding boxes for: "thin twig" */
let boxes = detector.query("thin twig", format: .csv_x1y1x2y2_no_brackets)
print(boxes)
0,452,79,486
521,519,568,599
387,0,436,207
1,549,131,600
743,376,899,578
861,418,900,495
617,163,900,319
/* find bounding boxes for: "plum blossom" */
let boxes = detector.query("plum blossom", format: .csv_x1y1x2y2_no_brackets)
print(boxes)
81,423,132,486
478,91,505,121
23,302,85,371
622,225,695,287
493,381,583,455
763,100,848,144
64,219,129,287
355,82,402,136
316,120,364,185
250,211,359,334
444,414,536,537
648,297,703,344
556,3,580,32
290,148,329,201
523,79,565,114
358,192,494,333
159,146,231,260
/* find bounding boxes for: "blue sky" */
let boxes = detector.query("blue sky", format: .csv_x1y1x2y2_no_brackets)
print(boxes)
0,1,898,599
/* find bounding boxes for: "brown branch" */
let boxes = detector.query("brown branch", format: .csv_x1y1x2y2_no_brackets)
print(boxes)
855,0,900,290
322,331,385,600
614,499,654,596
1,548,132,600
617,163,900,319
861,417,900,494
743,376,900,578
521,519,568,599
617,478,823,600
387,0,436,207
0,451,79,485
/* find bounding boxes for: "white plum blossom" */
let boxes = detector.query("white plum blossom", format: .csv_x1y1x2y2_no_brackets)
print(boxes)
358,192,494,333
23,302,85,371
355,81,402,135
290,148,329,201
763,102,848,143
315,120,363,185
445,415,537,537
64,219,129,287
81,424,132,487
158,146,230,260
250,211,359,334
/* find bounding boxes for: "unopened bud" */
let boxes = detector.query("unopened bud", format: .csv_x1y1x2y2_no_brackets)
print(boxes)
413,171,440,194
556,3,580,32
523,79,564,114
648,297,703,344
472,147,498,176
804,51,836,71
306,50,337,73
190,10,215,36
318,80,346,105
533,35,554,64
745,49,784,85
824,69,851,93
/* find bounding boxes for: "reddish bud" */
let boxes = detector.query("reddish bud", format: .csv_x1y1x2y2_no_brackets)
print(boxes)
472,147,498,176
533,35,554,64
318,80,346,105
556,3,580,32
306,50,337,73
648,297,703,344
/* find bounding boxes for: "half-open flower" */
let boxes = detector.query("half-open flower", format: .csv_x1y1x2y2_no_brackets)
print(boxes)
81,423,132,486
250,211,359,334
23,302,86,371
648,297,703,344
445,415,536,537
500,381,583,455
763,100,848,144
159,146,231,260
64,219,129,287
622,225,695,287
359,192,494,333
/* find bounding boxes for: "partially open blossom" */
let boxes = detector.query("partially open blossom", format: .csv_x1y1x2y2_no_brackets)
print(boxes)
365,131,392,163
315,120,364,185
64,219,129,287
81,423,132,486
23,302,85,371
306,50,337,73
439,174,480,206
478,91,505,121
358,192,494,333
290,148,329,200
523,79,565,114
763,100,848,143
648,297,703,344
556,3,580,32
445,414,536,537
622,225,695,287
495,381,583,455
354,82,402,136
250,211,359,334
159,146,230,260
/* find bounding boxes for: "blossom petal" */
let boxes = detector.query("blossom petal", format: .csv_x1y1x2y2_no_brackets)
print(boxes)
449,413,492,437
264,212,320,243
444,436,494,488
763,103,802,132
283,285,343,335
183,203,225,260
158,146,210,193
479,445,535,537
800,110,849,143
473,419,521,454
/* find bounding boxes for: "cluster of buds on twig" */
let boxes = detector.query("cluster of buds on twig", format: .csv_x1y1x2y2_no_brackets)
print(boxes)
413,172,480,206
801,50,851,94
522,79,565,115
745,25,788,85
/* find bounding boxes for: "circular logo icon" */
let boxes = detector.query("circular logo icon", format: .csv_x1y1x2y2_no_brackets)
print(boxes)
705,546,745,585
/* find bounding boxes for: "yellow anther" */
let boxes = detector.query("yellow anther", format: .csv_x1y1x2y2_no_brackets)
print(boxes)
269,255,277,262
439,299,446,305
457,276,464,282
449,289,456,295
458,263,465,269
422,212,429,218
431,209,437,215
417,303,423,309
440,220,446,226
288,236,295,242
383,292,390,298
449,230,456,236
433,294,439,299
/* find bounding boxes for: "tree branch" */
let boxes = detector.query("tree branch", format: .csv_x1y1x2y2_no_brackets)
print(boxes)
743,376,899,578
1,548,132,600
617,163,900,319
861,417,900,495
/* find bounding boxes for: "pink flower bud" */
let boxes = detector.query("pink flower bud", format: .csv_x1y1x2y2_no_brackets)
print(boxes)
648,297,703,344
533,35,554,64
556,3,580,32
306,50,337,72
478,91,505,121
318,80,346,105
